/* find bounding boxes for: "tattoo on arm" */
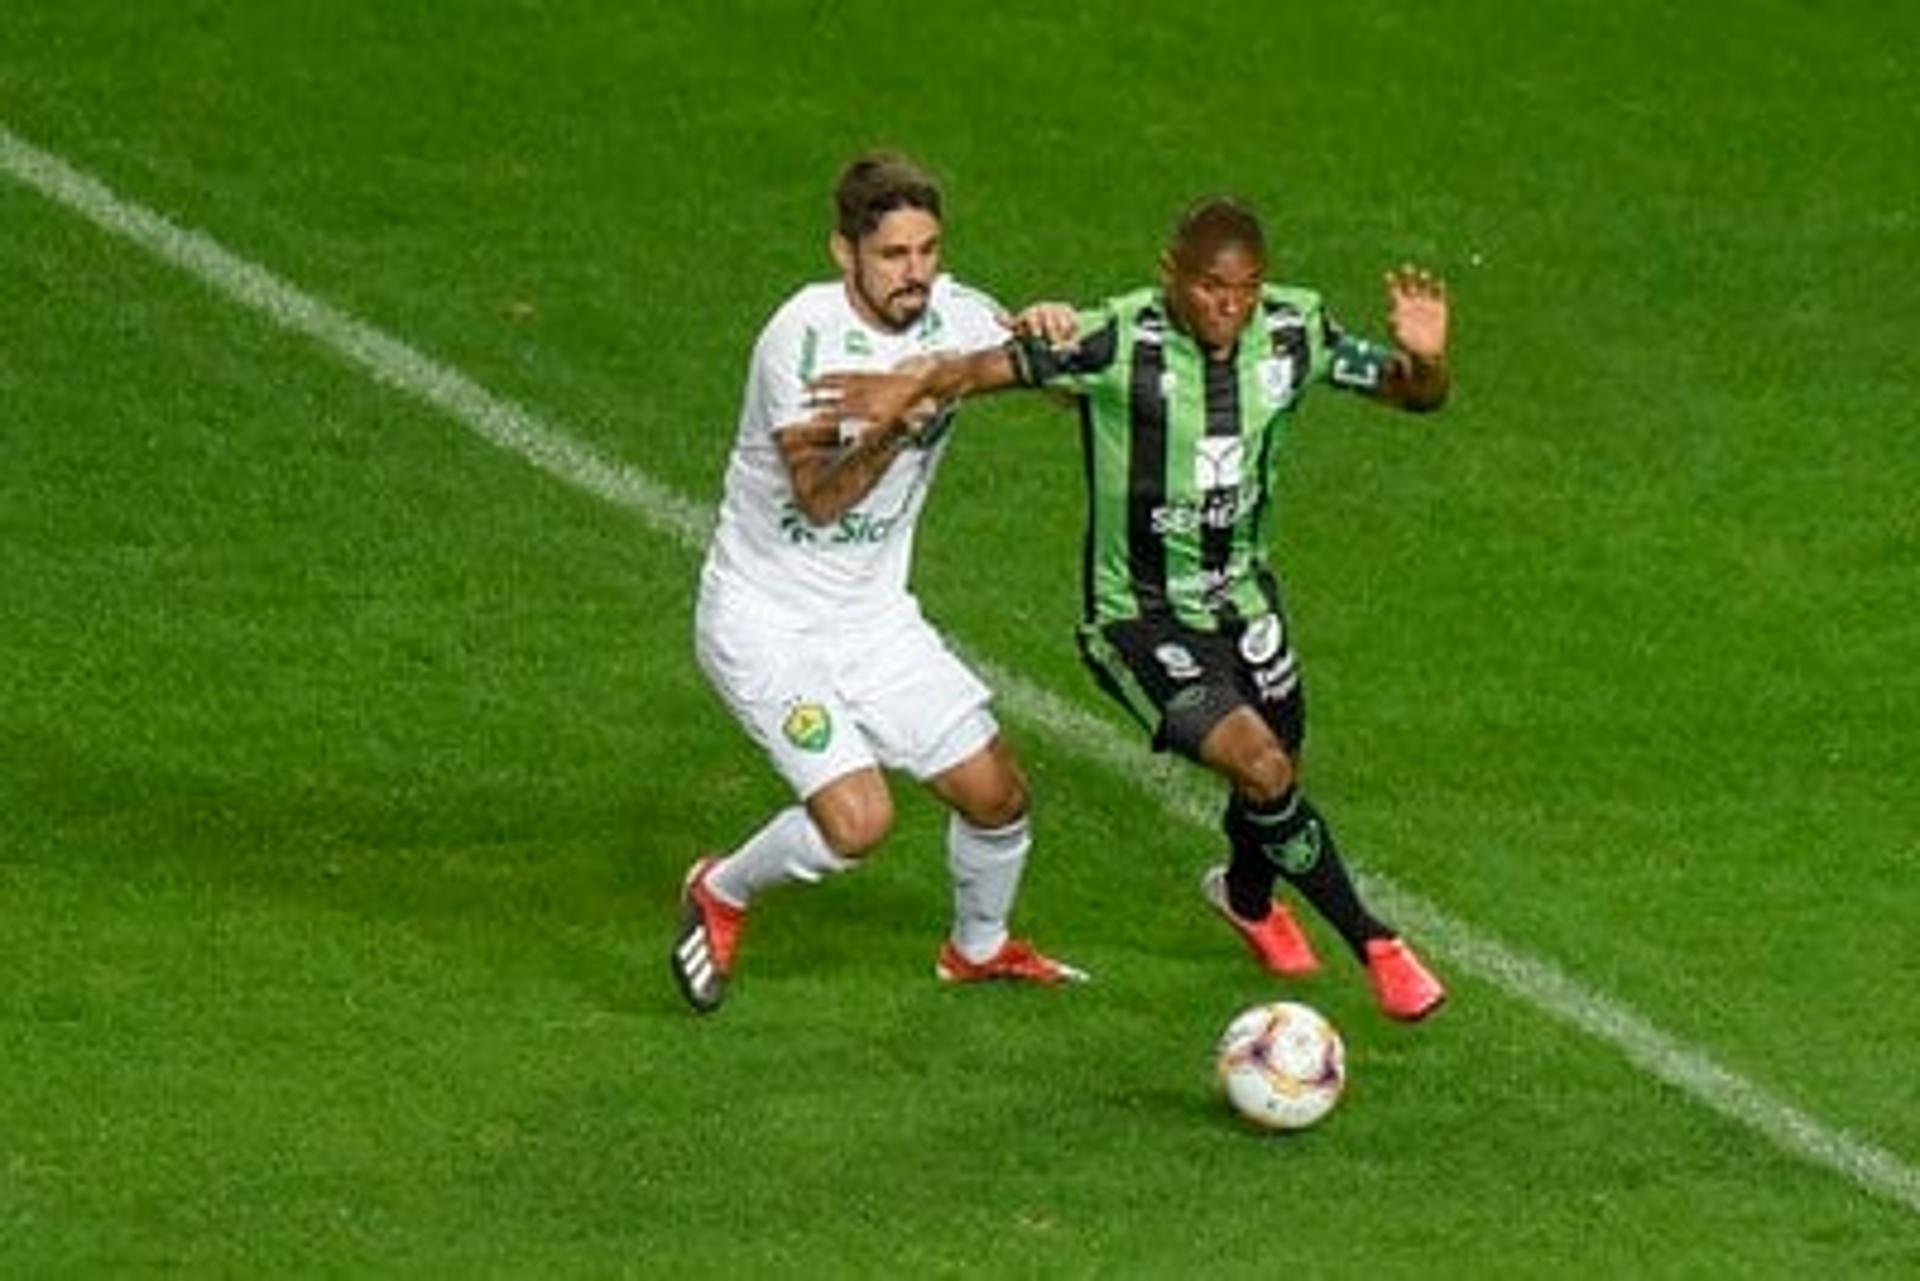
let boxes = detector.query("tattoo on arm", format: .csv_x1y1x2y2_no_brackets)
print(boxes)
778,418,909,526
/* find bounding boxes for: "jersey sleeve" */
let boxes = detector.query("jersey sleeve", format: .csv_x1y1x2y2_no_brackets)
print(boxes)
747,302,818,436
1010,304,1120,394
1320,310,1398,397
940,280,1015,351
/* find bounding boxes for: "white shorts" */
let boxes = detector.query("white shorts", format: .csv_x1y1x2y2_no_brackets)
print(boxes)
694,593,998,800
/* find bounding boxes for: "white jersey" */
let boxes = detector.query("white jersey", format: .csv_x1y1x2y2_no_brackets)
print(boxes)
699,273,1009,628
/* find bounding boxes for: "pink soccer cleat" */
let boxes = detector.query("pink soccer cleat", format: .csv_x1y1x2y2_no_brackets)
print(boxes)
670,857,746,1014
935,937,1089,986
1365,936,1447,1022
1201,864,1323,977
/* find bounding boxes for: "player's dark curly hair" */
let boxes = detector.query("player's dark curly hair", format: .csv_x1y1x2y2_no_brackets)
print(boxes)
834,151,943,241
1170,196,1267,269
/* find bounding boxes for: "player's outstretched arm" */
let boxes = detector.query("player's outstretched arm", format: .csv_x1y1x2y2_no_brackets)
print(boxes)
808,344,1025,438
779,326,1051,527
1010,301,1080,349
806,300,1079,437
1377,265,1451,412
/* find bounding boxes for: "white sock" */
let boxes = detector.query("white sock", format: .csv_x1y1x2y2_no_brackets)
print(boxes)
948,812,1031,962
707,806,852,908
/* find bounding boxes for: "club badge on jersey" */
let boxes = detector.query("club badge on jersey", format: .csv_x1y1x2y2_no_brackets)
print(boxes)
1257,354,1299,409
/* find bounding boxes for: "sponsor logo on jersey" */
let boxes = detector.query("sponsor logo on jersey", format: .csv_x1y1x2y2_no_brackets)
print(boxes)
778,501,900,547
779,504,817,544
1150,492,1241,537
781,701,833,752
1194,436,1244,491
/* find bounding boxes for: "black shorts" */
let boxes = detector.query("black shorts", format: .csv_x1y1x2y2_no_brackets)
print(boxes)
1076,611,1305,761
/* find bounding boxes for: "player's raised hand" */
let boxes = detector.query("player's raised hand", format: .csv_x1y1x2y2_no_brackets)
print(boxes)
1384,265,1449,362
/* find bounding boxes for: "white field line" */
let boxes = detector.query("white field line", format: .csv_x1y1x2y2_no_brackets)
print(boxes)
6,122,1917,1219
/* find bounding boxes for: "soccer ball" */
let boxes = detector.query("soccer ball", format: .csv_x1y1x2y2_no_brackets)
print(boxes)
1216,1001,1346,1131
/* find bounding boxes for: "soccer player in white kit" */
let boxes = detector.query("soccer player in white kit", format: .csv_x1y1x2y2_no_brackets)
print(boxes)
671,152,1086,1012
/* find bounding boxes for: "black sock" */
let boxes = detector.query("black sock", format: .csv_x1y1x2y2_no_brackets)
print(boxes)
1223,835,1278,921
1225,790,1391,961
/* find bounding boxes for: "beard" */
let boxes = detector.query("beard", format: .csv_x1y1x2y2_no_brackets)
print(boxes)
853,274,930,332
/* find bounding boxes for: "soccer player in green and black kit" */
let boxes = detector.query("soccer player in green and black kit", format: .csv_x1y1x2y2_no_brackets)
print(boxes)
811,197,1450,1020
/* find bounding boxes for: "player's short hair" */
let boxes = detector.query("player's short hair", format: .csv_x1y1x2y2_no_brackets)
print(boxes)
1169,197,1267,271
834,151,944,241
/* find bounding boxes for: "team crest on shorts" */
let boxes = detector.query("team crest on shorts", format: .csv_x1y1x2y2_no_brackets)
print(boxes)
782,702,833,752
1154,643,1202,682
1239,614,1284,665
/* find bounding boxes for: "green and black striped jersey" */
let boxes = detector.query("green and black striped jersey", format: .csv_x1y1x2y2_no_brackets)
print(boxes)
1015,284,1396,630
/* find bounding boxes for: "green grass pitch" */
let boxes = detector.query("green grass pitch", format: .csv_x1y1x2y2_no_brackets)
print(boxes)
3,2,1917,1274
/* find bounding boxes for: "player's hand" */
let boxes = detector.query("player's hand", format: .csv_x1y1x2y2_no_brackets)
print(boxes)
1010,301,1080,348
1384,265,1449,362
808,367,933,442
889,355,945,436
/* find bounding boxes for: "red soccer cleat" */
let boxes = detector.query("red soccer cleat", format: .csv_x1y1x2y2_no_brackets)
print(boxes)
1201,865,1323,977
935,937,1089,986
670,857,746,1014
1365,936,1447,1022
